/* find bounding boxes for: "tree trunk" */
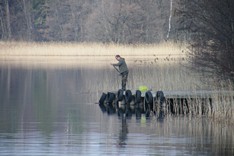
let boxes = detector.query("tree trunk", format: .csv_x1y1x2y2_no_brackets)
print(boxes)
70,1,78,41
23,0,32,41
5,0,11,39
0,17,5,39
231,19,234,46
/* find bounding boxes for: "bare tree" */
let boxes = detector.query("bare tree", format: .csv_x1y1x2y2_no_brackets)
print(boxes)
5,0,11,39
0,2,6,39
176,0,234,83
23,0,32,40
85,0,170,43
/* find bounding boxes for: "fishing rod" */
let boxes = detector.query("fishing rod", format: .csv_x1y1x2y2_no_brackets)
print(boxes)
113,65,120,73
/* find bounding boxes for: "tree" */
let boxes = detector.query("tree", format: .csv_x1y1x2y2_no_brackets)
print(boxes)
32,0,49,41
0,0,34,40
85,0,171,43
23,0,32,40
5,0,11,39
176,0,234,83
0,0,11,39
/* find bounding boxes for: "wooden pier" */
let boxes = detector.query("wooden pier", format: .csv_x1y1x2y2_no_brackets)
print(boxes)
98,89,234,118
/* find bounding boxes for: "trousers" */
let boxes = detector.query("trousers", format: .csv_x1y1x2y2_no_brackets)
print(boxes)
121,71,128,90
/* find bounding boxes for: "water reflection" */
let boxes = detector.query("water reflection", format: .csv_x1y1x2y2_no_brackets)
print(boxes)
0,60,233,156
118,117,128,147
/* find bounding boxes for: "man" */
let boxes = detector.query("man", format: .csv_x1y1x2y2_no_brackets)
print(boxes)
111,55,129,90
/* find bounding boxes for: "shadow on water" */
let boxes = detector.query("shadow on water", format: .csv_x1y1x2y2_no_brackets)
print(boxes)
118,117,128,147
0,59,234,156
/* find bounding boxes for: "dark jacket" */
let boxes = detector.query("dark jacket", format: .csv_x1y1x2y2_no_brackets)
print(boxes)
113,58,128,74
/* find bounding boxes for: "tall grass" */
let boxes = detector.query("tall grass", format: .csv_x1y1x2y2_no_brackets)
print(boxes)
0,41,185,68
0,41,184,56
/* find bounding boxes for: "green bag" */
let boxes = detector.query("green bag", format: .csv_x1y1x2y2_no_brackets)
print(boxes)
138,86,148,92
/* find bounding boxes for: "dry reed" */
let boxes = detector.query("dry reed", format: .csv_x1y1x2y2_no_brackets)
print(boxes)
0,41,185,56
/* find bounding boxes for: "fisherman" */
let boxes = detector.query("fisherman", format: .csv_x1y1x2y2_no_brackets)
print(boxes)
111,55,129,90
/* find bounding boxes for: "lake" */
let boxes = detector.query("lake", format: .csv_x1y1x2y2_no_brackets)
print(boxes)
0,57,233,156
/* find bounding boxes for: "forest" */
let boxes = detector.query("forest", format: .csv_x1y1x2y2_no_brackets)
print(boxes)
0,0,177,43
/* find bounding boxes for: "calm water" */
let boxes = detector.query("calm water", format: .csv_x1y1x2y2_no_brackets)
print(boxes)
0,58,234,156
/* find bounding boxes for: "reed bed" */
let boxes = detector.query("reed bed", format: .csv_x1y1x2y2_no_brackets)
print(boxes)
0,41,186,68
0,41,184,56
